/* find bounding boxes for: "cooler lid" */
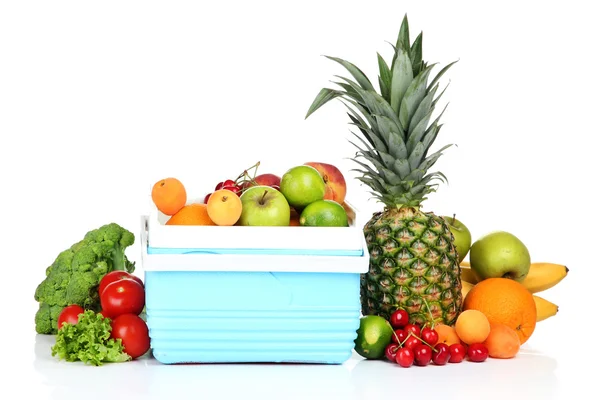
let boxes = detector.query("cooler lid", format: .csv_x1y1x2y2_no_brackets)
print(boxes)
145,201,366,257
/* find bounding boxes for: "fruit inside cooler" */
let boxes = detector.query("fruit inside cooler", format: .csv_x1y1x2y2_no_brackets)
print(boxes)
140,202,369,364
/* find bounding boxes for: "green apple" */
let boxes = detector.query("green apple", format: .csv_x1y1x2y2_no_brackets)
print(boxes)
469,231,531,282
279,165,326,210
442,215,472,263
238,186,290,226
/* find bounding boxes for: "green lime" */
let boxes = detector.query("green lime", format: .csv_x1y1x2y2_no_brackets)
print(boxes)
354,315,393,360
280,165,326,210
299,200,348,227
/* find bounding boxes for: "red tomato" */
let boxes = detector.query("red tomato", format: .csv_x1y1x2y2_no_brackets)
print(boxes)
57,305,85,330
111,314,151,359
100,279,145,319
99,271,144,297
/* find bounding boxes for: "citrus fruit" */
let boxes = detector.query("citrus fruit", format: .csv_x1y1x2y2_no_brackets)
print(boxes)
279,165,326,210
207,189,243,226
469,231,531,282
463,277,537,344
354,315,393,360
289,207,300,226
454,309,491,345
299,200,348,227
166,204,216,226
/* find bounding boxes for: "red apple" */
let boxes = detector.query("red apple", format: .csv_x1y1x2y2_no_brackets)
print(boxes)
243,173,281,190
304,162,347,204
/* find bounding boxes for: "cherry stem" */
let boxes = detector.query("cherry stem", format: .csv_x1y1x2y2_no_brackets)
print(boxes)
235,161,261,183
422,297,437,329
407,331,438,352
391,329,402,344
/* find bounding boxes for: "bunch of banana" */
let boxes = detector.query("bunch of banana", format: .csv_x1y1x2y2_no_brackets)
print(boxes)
460,261,568,322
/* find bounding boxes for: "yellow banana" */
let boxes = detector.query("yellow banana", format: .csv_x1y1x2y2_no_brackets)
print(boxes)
533,295,559,322
521,262,569,293
460,266,479,285
459,261,568,293
461,280,474,300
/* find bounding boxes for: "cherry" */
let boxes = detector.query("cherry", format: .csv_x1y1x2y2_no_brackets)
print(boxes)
420,327,439,346
403,335,421,350
467,343,489,363
448,343,467,363
395,347,414,368
404,324,421,337
413,344,433,366
385,343,399,362
223,186,241,196
432,343,451,366
223,179,236,188
215,182,224,190
391,329,408,345
204,193,212,204
389,309,410,329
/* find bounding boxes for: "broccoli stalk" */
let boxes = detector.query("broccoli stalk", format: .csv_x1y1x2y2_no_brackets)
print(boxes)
34,223,137,334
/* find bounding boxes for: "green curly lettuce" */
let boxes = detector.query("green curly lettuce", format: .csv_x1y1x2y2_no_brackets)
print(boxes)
51,310,131,366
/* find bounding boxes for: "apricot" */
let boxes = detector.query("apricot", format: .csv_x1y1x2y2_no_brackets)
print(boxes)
152,177,187,216
207,189,243,226
433,324,461,346
483,323,521,359
455,309,491,345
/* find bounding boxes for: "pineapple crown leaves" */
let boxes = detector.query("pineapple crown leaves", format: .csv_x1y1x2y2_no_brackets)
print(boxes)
305,14,458,208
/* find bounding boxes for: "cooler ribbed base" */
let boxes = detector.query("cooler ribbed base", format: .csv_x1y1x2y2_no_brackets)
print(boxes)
145,271,362,364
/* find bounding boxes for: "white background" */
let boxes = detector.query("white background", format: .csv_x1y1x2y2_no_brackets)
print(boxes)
1,1,598,398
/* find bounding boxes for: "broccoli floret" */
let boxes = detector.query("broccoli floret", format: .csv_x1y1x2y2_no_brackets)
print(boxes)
34,223,136,334
35,303,64,334
84,223,135,272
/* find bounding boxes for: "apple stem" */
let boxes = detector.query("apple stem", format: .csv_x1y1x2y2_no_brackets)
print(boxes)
451,213,456,226
259,189,269,204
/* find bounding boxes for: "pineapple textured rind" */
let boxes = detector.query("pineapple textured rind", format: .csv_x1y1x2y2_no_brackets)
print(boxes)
362,207,462,324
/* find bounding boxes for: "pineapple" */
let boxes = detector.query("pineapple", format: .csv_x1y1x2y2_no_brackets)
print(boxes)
305,15,462,325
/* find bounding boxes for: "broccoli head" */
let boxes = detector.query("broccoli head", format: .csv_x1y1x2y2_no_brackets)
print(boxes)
35,303,64,335
34,223,137,334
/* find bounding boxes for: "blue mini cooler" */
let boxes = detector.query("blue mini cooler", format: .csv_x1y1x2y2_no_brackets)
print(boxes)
140,203,369,365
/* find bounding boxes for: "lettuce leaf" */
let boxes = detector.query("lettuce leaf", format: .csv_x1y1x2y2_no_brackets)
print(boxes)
51,310,131,366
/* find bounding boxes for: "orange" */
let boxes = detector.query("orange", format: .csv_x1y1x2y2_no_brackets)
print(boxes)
152,177,187,216
463,278,537,344
206,189,242,226
289,208,300,226
166,204,216,226
454,309,490,345
484,322,521,359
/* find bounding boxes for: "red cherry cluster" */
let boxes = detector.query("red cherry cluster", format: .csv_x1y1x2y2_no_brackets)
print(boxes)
203,162,262,203
385,309,489,367
204,179,243,203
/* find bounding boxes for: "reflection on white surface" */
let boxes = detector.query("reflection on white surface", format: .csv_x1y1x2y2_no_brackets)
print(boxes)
27,333,565,400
